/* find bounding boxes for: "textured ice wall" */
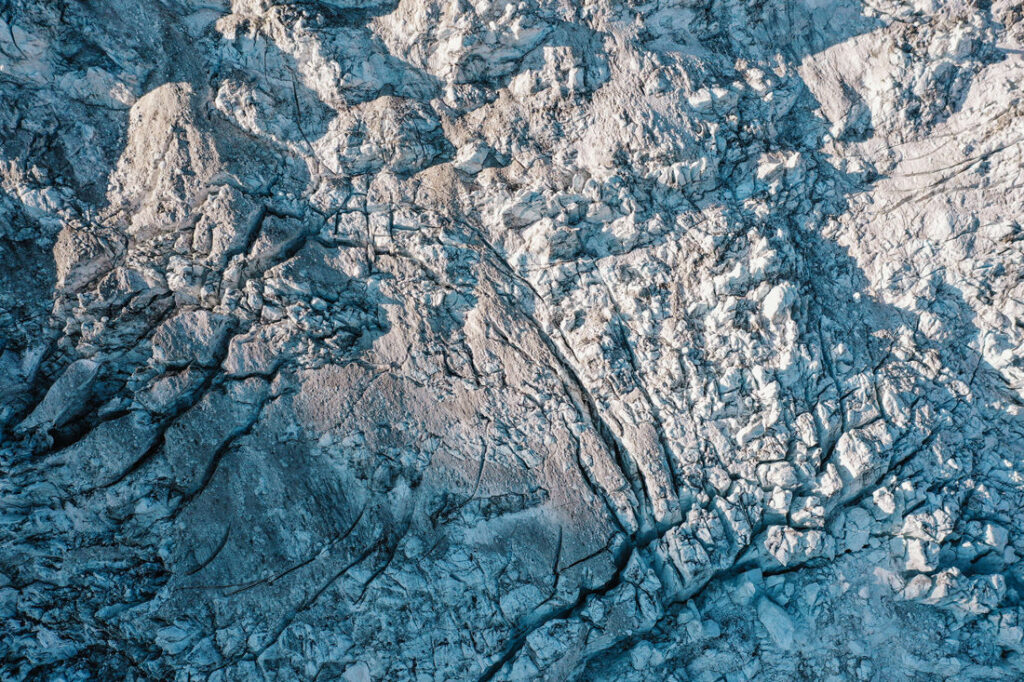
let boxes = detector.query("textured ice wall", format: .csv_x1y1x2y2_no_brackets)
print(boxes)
2,0,1024,679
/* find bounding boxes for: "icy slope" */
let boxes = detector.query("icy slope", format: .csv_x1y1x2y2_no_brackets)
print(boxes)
1,0,1024,679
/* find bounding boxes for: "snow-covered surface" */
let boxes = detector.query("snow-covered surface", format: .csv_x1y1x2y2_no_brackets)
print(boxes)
1,0,1024,679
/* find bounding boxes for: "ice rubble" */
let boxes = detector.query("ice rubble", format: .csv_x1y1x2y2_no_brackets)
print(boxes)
1,0,1024,679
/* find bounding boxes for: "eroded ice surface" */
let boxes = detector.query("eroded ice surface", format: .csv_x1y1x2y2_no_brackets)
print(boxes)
2,0,1024,679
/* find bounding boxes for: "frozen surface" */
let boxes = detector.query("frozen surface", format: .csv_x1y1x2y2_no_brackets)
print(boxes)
1,0,1024,679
